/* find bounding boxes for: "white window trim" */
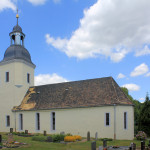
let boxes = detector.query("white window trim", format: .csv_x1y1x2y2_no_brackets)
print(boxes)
124,112,128,130
51,112,56,132
19,113,23,131
35,112,40,131
105,112,110,127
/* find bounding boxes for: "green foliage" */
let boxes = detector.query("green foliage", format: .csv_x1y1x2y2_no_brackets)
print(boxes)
136,131,147,140
12,132,18,135
32,134,65,142
32,136,47,142
1,132,150,150
100,138,113,141
121,87,134,101
133,99,142,133
51,134,65,142
139,94,150,136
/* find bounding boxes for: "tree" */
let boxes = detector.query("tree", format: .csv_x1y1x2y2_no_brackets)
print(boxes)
139,93,150,136
121,87,134,101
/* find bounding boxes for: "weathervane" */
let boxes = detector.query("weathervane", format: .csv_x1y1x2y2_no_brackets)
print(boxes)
16,8,19,25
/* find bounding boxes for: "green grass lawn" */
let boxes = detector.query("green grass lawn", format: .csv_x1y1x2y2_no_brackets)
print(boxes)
0,132,149,150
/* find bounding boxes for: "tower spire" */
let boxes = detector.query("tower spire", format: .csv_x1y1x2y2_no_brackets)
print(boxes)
16,8,19,25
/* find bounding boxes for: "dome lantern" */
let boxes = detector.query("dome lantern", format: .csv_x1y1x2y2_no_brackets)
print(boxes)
9,9,25,47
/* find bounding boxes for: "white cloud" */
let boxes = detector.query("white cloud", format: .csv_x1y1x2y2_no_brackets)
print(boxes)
27,0,47,5
46,0,150,62
45,34,67,51
34,73,68,86
117,73,126,79
145,72,150,77
135,45,150,57
0,0,16,12
122,84,140,91
130,63,149,77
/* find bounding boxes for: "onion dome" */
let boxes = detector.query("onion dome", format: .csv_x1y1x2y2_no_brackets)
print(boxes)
13,25,22,32
3,45,32,63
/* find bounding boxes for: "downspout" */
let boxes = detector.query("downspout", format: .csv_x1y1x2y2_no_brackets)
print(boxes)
14,111,16,132
114,104,116,140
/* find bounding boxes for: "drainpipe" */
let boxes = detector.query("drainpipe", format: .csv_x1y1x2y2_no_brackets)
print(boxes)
14,111,16,132
114,104,116,140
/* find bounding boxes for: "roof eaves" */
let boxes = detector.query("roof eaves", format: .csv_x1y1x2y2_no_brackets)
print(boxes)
12,103,134,112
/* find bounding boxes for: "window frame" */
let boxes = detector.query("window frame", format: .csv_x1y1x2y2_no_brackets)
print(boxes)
35,113,40,131
124,112,128,130
19,113,23,131
105,112,110,126
6,115,10,127
27,73,30,83
51,112,56,131
6,72,9,82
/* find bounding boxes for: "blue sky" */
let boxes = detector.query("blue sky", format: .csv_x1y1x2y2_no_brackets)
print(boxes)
0,0,150,102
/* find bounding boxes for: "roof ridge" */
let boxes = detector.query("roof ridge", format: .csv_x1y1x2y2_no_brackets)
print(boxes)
34,76,112,87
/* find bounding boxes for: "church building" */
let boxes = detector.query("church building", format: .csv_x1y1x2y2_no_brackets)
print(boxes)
0,14,134,140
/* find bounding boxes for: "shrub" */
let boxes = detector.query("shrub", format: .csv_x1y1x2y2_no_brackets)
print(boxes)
64,136,76,142
52,134,65,142
12,132,18,135
32,136,47,142
136,131,147,140
0,142,3,146
47,136,53,142
100,138,113,141
74,135,82,141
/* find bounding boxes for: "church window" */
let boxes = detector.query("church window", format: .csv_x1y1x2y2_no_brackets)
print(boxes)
51,112,55,130
27,73,30,83
124,112,127,129
19,114,23,130
36,113,40,130
6,72,9,82
105,113,110,126
6,115,10,127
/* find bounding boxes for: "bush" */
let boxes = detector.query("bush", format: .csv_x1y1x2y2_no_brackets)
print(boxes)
12,132,18,135
47,136,53,142
52,134,65,142
136,131,147,140
74,135,82,141
32,136,47,142
64,136,76,142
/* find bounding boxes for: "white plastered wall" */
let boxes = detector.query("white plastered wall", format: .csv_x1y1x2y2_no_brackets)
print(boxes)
0,60,34,132
15,105,134,140
115,105,134,140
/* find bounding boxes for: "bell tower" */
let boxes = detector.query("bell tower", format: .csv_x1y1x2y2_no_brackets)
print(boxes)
0,10,36,132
